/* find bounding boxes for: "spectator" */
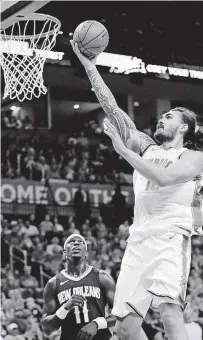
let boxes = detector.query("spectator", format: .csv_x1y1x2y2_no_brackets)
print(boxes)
111,184,126,210
23,220,39,237
96,237,108,255
25,297,42,320
24,318,43,340
31,235,42,248
5,323,25,340
188,269,203,294
86,241,96,263
1,219,12,237
81,219,90,236
19,266,39,290
73,184,87,206
10,308,30,334
22,148,36,180
52,217,64,235
46,237,63,256
22,115,33,130
2,111,22,129
93,216,108,238
2,272,20,295
77,163,89,183
111,184,127,224
118,220,130,238
17,218,25,229
86,230,97,248
62,160,76,181
29,214,37,226
65,222,80,237
1,300,15,324
34,156,50,181
6,221,24,246
49,160,61,179
1,130,135,184
77,131,89,148
39,214,53,239
111,262,121,282
119,237,127,251
30,241,47,282
20,234,34,252
68,136,77,146
31,242,46,263
111,247,122,264
73,184,88,227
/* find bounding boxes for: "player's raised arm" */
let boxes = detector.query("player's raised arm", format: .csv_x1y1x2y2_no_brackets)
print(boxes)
70,40,156,154
42,277,86,336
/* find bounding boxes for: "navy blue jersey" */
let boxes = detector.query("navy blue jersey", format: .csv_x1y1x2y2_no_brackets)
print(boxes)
55,266,111,340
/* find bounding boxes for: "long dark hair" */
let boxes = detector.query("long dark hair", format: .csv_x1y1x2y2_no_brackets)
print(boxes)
171,107,203,151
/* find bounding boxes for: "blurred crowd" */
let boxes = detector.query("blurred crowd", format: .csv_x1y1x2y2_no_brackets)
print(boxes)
1,124,132,184
1,212,203,340
2,111,34,130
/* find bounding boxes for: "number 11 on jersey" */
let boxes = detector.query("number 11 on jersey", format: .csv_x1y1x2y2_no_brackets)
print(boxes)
74,301,89,323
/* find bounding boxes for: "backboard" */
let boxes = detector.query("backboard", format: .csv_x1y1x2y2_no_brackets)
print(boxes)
0,0,51,29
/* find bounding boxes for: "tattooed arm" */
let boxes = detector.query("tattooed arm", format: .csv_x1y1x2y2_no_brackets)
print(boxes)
86,65,156,154
70,40,156,154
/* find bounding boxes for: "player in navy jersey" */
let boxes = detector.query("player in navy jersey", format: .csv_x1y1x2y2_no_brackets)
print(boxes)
42,234,116,340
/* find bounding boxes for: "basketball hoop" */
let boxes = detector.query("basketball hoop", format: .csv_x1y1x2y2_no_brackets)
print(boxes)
0,13,61,102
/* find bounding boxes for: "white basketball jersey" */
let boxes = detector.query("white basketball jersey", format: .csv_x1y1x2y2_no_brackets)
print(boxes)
129,145,203,243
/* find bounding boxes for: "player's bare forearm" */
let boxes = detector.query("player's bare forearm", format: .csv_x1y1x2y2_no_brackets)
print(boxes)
86,65,135,144
42,314,61,335
120,147,203,187
106,314,117,327
121,147,165,185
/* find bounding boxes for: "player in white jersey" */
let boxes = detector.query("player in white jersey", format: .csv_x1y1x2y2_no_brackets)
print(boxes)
71,41,203,340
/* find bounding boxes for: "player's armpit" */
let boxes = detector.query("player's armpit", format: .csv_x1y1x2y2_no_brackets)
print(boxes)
160,150,203,187
42,277,61,335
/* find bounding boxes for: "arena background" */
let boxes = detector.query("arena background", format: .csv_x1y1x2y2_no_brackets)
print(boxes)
1,1,203,340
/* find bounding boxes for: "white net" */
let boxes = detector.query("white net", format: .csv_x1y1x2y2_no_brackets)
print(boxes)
0,13,61,102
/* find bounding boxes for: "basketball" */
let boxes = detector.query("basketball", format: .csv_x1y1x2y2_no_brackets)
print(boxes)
73,20,109,59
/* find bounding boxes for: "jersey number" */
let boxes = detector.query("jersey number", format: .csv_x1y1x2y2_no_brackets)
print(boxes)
74,301,89,324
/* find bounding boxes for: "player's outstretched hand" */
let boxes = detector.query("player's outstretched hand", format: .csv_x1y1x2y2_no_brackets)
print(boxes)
77,321,98,340
70,40,97,70
63,294,86,311
104,118,126,155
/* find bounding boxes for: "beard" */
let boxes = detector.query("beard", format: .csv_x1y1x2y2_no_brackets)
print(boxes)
154,128,174,144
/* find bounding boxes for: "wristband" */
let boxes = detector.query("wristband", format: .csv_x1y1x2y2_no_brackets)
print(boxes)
56,305,69,320
93,317,107,329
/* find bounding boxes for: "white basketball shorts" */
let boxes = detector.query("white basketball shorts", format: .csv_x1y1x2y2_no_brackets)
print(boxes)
112,232,191,319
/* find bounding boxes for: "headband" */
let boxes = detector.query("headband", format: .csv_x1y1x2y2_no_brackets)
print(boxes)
63,234,87,250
